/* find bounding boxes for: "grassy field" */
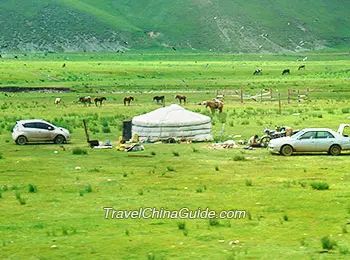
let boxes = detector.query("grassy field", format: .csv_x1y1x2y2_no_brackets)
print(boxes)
1,52,350,259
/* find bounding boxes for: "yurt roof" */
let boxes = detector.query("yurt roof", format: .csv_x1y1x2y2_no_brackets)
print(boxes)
132,104,211,127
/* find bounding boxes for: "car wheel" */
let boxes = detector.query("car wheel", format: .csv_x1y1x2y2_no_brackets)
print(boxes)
54,135,65,144
16,135,27,145
280,145,293,156
329,144,341,156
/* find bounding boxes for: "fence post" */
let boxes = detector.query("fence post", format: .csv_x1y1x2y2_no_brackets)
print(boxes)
240,87,243,104
278,93,281,114
287,88,290,104
297,89,300,102
270,88,272,101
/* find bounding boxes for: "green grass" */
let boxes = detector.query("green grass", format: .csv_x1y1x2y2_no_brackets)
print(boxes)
1,1,350,52
0,53,350,259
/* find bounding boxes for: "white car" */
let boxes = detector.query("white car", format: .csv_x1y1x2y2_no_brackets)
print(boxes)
269,128,350,156
12,119,70,145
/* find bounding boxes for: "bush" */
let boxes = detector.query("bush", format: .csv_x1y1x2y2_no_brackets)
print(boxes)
245,179,252,186
311,182,329,190
102,126,111,133
28,184,37,193
177,221,186,230
72,148,88,155
321,236,337,250
85,185,92,193
233,154,246,161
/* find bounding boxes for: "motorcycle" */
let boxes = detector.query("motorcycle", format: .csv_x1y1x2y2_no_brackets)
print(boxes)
260,126,288,147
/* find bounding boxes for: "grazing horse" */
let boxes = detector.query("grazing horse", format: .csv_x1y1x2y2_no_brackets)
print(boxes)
201,101,224,114
54,98,62,105
153,95,165,104
123,96,134,106
94,97,106,106
253,69,262,75
79,96,92,106
175,94,187,104
298,65,305,70
282,69,290,75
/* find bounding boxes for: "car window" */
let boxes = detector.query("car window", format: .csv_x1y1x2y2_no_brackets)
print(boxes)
316,131,334,139
300,131,316,139
36,122,52,130
23,122,37,128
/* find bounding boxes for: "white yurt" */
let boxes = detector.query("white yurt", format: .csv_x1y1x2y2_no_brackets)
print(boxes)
132,104,213,142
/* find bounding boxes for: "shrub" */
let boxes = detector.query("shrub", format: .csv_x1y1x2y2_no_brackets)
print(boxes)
233,154,246,161
151,151,156,156
215,165,219,171
166,166,175,172
102,126,111,133
311,182,329,190
196,187,203,193
321,236,337,250
177,221,186,230
172,151,179,157
85,184,92,193
283,215,289,221
19,198,26,205
209,218,220,226
28,184,37,193
245,179,252,186
72,148,88,155
192,147,199,153
341,107,350,114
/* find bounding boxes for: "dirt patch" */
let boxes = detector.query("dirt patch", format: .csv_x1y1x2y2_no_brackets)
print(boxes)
0,86,71,93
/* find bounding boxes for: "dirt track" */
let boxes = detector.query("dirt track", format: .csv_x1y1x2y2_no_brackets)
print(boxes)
0,86,71,93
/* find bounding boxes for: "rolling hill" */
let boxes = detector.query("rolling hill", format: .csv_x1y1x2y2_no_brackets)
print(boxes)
0,0,349,53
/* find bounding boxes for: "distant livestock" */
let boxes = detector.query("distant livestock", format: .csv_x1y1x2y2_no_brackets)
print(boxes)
94,97,106,107
253,69,262,75
153,95,165,104
79,96,92,106
123,96,134,106
282,69,290,75
54,98,61,105
201,100,224,114
175,94,187,104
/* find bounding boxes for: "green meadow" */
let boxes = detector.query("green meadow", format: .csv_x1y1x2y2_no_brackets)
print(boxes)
1,52,350,259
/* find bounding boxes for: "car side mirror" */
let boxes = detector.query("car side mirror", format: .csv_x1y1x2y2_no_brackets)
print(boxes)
48,126,54,131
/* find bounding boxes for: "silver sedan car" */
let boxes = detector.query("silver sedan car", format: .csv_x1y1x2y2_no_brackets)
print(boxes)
12,119,70,145
269,128,350,156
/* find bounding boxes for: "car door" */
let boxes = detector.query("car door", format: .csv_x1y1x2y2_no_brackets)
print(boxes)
22,122,40,141
35,122,55,141
293,131,317,152
314,131,336,152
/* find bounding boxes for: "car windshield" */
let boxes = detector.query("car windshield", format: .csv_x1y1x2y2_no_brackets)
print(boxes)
290,130,305,139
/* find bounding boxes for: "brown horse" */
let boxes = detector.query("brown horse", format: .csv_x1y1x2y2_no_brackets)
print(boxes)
153,95,165,104
123,96,134,106
79,96,92,106
175,94,187,104
201,101,224,114
94,97,106,106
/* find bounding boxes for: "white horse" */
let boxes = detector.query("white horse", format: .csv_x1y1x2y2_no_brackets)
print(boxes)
54,98,62,105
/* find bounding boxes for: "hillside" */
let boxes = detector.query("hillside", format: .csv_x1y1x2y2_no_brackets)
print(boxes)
0,0,349,53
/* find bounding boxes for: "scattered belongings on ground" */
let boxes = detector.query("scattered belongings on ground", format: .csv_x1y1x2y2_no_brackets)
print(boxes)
207,140,238,149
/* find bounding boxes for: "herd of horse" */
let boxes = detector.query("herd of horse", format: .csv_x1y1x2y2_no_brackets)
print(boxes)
54,94,222,114
253,65,305,76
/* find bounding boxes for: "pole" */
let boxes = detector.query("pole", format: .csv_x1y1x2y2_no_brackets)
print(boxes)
278,93,281,114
